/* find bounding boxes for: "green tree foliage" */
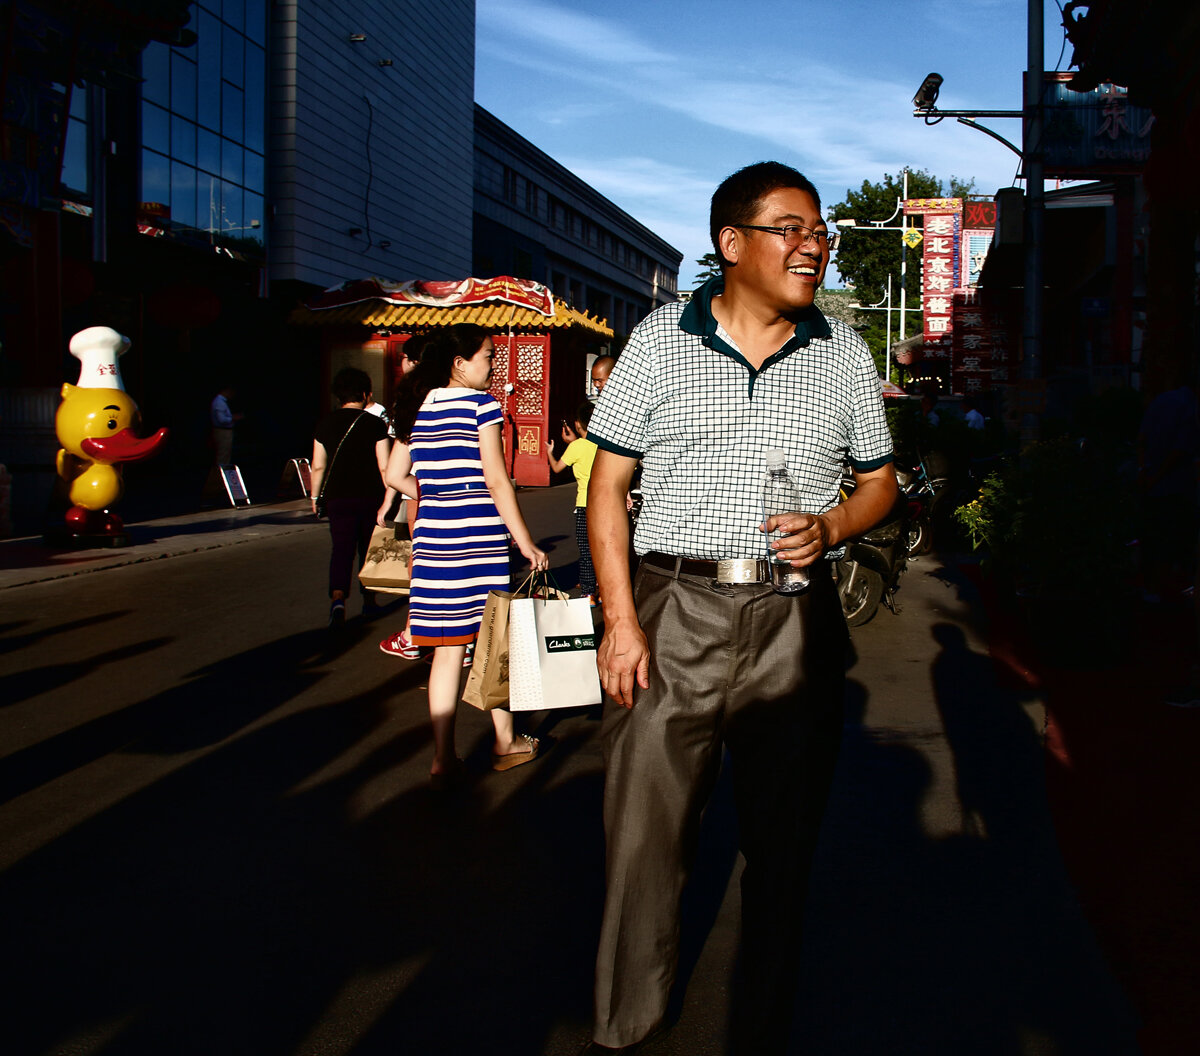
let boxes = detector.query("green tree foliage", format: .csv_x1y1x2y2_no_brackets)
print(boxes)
695,252,722,284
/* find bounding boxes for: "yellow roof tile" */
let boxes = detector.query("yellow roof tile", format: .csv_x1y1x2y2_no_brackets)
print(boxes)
290,298,612,337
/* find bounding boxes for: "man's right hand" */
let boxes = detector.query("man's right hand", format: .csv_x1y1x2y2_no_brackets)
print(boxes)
597,614,650,709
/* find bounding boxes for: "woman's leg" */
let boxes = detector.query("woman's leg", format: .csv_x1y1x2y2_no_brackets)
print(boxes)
427,644,466,774
490,709,537,758
327,501,355,599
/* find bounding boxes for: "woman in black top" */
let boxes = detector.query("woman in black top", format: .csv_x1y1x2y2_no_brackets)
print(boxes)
312,367,391,625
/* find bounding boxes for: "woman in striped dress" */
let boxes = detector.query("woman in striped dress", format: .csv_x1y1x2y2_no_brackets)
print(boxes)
383,325,548,788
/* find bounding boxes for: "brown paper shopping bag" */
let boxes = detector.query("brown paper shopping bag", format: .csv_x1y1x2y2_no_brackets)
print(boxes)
358,525,412,595
462,588,514,710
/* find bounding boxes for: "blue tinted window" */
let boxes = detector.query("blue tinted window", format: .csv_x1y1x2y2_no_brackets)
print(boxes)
243,150,264,195
244,0,266,44
171,51,197,119
197,170,219,232
220,181,243,234
244,190,264,243
141,148,170,205
197,128,221,175
62,114,89,194
171,115,196,166
222,0,244,33
142,43,170,106
171,162,197,227
222,82,243,141
142,100,170,152
222,24,244,87
221,139,243,185
197,11,222,129
243,42,265,154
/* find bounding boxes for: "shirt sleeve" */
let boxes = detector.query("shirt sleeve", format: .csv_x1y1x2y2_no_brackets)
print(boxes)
476,393,504,430
586,318,660,458
846,338,894,471
561,438,583,467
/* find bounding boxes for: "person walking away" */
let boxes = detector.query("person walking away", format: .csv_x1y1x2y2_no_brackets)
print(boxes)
581,162,897,1054
547,401,599,602
381,325,548,788
311,368,391,626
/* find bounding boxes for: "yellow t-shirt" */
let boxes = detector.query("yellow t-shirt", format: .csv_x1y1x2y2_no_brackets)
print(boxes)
561,437,598,508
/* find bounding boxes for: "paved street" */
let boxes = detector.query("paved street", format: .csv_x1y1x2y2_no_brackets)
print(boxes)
0,485,1140,1055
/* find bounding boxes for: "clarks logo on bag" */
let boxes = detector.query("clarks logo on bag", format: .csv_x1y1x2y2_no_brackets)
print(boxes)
545,635,596,653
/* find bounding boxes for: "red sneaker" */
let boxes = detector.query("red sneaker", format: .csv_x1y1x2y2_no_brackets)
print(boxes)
379,630,421,660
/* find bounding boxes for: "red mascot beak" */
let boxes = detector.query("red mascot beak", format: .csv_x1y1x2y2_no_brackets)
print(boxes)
80,427,169,463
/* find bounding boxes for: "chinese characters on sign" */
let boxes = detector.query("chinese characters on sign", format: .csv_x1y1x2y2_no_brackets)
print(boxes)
904,198,962,363
1041,75,1153,177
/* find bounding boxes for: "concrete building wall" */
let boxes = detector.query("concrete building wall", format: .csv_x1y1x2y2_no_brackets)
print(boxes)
269,0,475,288
472,106,682,337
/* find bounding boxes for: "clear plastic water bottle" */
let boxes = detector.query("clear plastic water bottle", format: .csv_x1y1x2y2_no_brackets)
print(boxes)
762,449,810,594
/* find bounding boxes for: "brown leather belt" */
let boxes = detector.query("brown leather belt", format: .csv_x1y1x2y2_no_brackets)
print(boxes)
643,551,771,584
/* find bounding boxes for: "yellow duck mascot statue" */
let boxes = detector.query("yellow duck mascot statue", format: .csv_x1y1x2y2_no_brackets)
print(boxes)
55,326,169,543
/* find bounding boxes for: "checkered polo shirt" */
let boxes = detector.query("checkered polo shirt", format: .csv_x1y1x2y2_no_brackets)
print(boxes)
588,277,893,560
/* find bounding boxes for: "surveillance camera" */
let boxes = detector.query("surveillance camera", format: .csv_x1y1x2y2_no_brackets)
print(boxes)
913,72,943,111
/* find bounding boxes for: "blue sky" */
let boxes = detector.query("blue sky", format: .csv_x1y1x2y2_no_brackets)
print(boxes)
475,0,1073,289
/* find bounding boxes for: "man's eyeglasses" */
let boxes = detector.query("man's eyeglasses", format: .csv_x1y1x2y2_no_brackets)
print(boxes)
734,224,839,251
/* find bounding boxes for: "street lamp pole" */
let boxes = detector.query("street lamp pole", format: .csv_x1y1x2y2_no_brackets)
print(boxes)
834,166,910,355
848,273,895,383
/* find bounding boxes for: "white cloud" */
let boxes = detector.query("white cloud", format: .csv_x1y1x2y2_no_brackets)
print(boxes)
477,0,674,66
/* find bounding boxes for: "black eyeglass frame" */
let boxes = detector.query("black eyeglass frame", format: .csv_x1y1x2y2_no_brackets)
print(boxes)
733,224,840,251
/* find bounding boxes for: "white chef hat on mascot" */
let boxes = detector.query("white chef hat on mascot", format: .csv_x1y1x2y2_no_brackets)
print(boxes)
69,326,130,392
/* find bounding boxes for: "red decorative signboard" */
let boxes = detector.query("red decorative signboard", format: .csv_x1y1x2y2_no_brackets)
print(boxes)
905,198,962,364
308,275,555,316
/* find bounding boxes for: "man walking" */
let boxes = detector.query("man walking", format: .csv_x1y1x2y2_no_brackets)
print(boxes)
582,162,897,1054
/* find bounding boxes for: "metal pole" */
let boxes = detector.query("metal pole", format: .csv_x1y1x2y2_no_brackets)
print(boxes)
899,168,908,343
885,274,893,383
1022,0,1044,445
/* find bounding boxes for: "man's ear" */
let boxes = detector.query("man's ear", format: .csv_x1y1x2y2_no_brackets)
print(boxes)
718,227,738,266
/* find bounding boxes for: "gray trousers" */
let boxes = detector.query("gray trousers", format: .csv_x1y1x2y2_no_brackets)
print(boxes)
593,559,847,1053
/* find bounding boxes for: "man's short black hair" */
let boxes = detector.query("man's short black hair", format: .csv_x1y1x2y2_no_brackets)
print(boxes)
709,162,822,267
331,366,372,405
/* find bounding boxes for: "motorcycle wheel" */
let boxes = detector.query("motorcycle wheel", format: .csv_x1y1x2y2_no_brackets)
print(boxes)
835,560,884,627
904,515,931,555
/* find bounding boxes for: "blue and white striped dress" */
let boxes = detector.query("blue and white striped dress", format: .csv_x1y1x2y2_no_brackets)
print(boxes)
407,388,511,646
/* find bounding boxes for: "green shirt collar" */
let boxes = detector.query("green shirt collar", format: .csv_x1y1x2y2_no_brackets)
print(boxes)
678,276,832,351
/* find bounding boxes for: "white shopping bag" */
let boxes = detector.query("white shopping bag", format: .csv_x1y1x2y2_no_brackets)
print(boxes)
508,594,602,711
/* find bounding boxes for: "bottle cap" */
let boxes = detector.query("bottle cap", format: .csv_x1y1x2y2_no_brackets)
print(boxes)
764,448,786,468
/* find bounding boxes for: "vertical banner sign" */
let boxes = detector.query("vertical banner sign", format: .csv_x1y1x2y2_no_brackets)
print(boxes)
962,200,997,289
904,198,962,367
952,289,990,393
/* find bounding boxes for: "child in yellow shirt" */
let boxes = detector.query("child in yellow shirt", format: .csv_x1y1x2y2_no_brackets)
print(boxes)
546,401,598,601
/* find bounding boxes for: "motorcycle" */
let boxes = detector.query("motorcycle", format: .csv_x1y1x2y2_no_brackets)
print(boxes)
894,453,950,555
833,482,917,627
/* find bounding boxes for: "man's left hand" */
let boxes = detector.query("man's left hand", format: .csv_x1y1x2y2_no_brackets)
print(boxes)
761,511,829,568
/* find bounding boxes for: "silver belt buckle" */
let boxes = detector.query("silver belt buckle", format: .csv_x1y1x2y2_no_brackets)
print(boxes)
716,558,762,584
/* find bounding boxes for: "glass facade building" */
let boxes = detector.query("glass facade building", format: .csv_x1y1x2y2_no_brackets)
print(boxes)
139,0,267,251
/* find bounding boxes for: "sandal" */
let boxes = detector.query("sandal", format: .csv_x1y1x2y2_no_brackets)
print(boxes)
492,734,540,772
